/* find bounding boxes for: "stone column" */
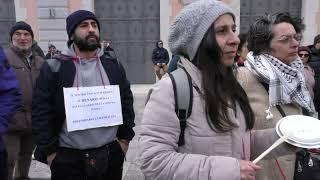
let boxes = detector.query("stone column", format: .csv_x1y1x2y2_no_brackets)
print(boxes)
301,0,320,45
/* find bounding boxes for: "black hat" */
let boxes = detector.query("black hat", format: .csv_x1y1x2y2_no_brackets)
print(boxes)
9,21,34,40
298,46,312,54
66,10,100,40
48,44,56,49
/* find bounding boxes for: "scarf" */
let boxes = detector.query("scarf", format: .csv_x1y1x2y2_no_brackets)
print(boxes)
10,44,34,68
10,44,32,57
245,52,315,113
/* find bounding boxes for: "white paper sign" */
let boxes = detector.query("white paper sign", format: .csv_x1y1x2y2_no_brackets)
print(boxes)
63,85,123,132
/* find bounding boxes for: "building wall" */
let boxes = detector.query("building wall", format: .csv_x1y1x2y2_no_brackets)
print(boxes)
37,0,69,52
14,0,27,22
171,0,319,46
13,0,92,53
160,0,171,52
14,0,38,39
13,0,320,53
170,0,183,22
301,0,320,46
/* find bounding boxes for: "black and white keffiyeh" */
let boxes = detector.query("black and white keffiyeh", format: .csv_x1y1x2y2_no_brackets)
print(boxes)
245,52,315,113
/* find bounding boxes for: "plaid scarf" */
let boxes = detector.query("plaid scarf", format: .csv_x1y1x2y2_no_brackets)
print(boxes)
245,52,315,113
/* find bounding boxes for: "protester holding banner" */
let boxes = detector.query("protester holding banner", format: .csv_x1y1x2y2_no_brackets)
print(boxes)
32,10,135,180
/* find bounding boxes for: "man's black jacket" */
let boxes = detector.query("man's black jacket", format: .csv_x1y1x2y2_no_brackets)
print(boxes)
151,47,169,65
32,54,135,163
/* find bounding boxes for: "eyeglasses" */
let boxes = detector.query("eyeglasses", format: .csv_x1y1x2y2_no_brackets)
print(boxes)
298,53,310,58
276,34,302,44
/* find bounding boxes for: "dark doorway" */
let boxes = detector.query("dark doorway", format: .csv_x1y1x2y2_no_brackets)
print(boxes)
0,0,16,47
240,0,302,34
95,0,160,84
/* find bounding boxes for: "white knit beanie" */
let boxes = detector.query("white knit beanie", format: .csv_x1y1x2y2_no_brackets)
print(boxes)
168,0,234,61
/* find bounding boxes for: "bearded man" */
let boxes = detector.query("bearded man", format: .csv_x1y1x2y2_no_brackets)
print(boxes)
3,21,44,180
32,10,135,180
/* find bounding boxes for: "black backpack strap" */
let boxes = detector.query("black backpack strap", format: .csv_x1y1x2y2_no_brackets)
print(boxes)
260,82,286,117
168,67,193,146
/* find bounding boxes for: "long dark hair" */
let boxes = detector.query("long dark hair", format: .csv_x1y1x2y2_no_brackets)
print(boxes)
192,24,255,132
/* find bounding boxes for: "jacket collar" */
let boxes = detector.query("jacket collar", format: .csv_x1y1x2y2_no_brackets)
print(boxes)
179,57,203,93
60,44,104,59
9,44,33,59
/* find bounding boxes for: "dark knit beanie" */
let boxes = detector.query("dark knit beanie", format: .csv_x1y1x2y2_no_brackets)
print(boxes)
298,46,311,54
48,44,56,49
9,21,34,40
66,10,100,40
314,34,320,45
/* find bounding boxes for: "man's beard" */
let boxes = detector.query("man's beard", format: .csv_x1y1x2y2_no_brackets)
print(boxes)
73,34,101,52
11,43,32,56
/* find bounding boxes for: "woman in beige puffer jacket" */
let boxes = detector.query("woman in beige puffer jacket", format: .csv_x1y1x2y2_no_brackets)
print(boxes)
237,12,315,180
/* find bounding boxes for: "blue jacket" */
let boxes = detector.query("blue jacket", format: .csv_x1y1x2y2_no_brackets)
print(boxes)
0,47,21,151
168,55,181,73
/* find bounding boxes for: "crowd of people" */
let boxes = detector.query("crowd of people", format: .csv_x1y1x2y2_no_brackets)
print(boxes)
1,0,320,180
142,0,319,180
0,10,134,180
